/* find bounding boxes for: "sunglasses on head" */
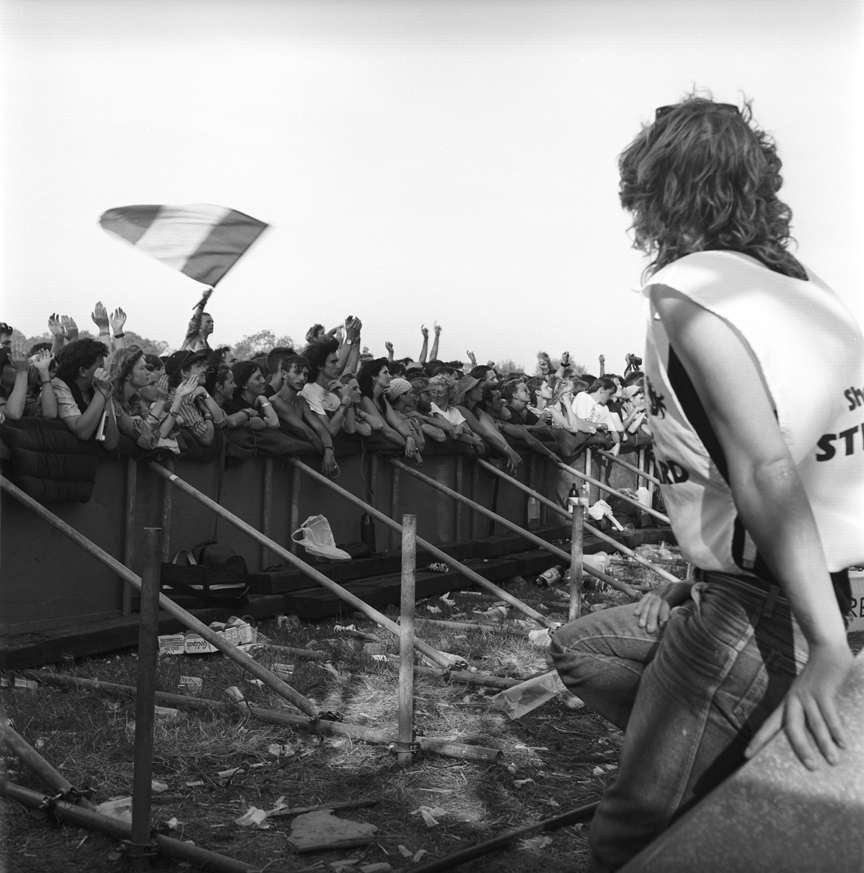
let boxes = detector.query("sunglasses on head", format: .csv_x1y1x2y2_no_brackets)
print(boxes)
655,102,740,121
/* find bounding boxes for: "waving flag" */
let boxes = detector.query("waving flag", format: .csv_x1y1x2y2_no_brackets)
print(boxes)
99,204,269,286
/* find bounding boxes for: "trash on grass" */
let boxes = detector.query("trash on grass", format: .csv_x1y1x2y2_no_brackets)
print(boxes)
96,797,132,823
235,806,270,829
410,805,446,828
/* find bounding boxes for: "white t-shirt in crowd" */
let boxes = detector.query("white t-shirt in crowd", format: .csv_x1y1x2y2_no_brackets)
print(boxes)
300,382,340,416
572,392,614,430
431,402,465,426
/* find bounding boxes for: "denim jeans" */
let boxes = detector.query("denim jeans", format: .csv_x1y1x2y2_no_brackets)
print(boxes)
550,573,809,872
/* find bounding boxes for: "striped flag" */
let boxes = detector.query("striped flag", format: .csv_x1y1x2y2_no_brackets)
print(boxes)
99,204,269,286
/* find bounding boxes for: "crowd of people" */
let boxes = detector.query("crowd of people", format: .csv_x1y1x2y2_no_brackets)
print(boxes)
0,302,650,476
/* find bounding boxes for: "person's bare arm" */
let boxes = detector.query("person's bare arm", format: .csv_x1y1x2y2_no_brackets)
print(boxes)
429,323,441,361
270,394,324,450
109,308,127,352
31,350,57,419
62,368,112,440
2,352,29,420
652,284,851,771
418,325,429,364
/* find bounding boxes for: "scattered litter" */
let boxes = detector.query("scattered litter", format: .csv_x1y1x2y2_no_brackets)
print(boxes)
413,849,427,862
397,845,413,858
96,797,132,823
513,778,535,788
154,706,181,721
490,671,571,719
10,678,38,691
425,605,442,614
272,663,295,680
439,592,455,605
277,614,301,629
268,743,296,758
589,604,608,613
334,625,357,633
166,816,184,830
592,766,605,775
286,810,377,853
479,606,509,622
151,779,169,793
363,643,385,656
246,679,265,688
371,655,387,662
410,805,445,828
225,686,245,703
519,835,553,850
34,737,45,749
528,628,552,647
427,562,449,573
235,806,270,829
178,676,203,695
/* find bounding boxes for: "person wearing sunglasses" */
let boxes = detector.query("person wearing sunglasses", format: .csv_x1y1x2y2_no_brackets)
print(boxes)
550,96,864,871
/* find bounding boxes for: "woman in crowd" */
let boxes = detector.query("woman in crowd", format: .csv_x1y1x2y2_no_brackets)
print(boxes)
357,357,420,460
455,374,522,473
223,360,279,430
428,372,485,451
111,345,197,452
164,349,226,447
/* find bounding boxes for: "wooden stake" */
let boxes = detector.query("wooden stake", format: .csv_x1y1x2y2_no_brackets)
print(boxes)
128,528,161,868
398,514,417,766
569,485,588,622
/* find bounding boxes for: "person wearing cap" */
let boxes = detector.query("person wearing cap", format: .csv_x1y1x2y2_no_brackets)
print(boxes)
455,375,521,473
406,376,450,442
550,96,863,871
386,377,431,453
164,349,225,447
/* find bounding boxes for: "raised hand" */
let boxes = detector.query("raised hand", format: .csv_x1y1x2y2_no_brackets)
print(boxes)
30,349,53,378
154,374,170,401
434,322,442,336
175,374,199,400
91,302,110,332
48,313,63,337
421,324,429,339
109,307,127,334
466,350,476,366
599,354,605,365
10,342,29,373
61,316,78,340
385,341,394,354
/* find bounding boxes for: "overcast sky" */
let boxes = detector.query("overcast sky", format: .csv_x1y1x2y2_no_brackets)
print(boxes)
2,0,862,372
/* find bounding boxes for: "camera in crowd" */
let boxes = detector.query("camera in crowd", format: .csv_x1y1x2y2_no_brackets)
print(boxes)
625,353,642,369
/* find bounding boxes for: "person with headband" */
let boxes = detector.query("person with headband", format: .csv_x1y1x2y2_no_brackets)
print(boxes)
550,95,864,871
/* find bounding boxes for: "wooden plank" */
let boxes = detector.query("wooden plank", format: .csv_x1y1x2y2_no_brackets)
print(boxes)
0,595,285,670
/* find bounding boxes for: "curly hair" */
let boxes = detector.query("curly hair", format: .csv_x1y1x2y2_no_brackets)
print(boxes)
54,338,109,383
302,336,339,383
619,96,806,280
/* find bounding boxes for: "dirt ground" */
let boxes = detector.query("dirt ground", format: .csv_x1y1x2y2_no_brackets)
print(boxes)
2,551,860,873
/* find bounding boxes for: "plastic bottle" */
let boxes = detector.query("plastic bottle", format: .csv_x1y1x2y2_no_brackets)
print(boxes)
534,565,563,588
360,513,376,553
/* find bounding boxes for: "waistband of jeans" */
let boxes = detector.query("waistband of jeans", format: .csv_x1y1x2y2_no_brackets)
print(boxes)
693,568,784,597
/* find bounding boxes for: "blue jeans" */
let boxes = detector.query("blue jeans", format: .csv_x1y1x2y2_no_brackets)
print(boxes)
550,573,809,872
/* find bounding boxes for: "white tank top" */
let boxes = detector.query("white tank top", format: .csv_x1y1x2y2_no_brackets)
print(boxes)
643,251,864,575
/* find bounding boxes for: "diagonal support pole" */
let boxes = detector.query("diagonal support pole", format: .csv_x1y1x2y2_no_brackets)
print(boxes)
389,458,639,599
145,463,461,670
290,458,560,626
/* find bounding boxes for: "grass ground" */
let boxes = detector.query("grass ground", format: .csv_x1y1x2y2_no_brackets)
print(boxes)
2,548,860,873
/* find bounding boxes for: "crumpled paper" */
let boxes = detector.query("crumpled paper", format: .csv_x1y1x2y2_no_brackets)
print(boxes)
410,805,446,828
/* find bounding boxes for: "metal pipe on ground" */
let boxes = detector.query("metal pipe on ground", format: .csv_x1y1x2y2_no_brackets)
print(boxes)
477,459,679,586
389,458,638,599
290,458,558,628
553,457,670,525
22,672,503,765
384,660,520,690
409,800,599,873
0,779,257,873
0,721,96,810
597,448,662,487
398,514,417,766
145,462,461,671
0,476,319,719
